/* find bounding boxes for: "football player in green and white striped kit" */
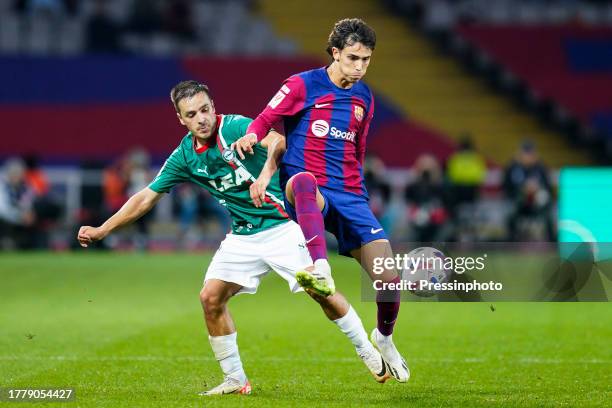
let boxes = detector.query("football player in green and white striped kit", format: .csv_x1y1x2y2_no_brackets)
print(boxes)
77,81,391,396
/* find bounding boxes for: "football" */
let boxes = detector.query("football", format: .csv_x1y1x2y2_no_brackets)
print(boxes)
402,247,451,297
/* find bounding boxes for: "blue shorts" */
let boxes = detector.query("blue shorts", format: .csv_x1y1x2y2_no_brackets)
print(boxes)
285,187,388,257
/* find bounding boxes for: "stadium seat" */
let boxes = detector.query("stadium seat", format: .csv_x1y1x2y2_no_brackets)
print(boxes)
458,24,612,148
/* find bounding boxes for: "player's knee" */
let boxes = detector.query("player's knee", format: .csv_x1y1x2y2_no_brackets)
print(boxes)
199,288,225,315
291,172,317,194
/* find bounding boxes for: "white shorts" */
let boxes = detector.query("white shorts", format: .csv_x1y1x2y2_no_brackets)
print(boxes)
204,221,312,295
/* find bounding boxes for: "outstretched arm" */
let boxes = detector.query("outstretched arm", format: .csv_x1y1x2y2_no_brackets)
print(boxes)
77,187,162,247
250,131,286,208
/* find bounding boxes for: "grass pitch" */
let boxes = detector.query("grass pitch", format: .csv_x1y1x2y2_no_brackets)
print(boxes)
1,252,610,407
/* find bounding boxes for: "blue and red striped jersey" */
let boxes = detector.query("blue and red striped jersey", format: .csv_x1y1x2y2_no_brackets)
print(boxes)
247,67,374,196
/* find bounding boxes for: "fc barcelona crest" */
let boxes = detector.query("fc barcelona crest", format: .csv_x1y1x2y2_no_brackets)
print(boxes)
354,105,364,122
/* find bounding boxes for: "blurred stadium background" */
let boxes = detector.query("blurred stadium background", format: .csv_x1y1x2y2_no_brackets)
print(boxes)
0,0,611,250
1,2,611,406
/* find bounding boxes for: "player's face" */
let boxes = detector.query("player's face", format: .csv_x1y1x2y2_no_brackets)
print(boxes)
333,42,373,83
177,92,217,141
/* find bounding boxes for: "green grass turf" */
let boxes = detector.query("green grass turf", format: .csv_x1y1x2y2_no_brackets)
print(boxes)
1,252,610,407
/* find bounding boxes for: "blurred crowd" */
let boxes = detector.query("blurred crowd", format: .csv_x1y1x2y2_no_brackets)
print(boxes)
0,155,61,249
8,0,201,53
0,137,556,250
366,136,554,244
2,0,292,56
386,0,612,30
86,0,197,54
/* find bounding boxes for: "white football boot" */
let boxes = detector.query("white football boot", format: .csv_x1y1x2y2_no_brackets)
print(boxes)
199,377,252,396
357,344,391,383
370,328,410,383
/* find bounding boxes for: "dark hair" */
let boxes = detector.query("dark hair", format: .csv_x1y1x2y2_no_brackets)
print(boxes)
170,80,212,113
326,18,376,57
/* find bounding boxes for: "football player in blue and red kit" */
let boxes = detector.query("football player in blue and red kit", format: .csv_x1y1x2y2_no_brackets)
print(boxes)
233,18,409,383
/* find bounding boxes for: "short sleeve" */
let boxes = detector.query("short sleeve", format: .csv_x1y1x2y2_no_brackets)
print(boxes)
148,147,189,193
229,115,253,142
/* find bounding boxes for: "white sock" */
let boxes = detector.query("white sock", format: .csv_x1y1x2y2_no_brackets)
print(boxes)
333,306,371,352
375,328,393,344
208,332,247,383
314,258,331,274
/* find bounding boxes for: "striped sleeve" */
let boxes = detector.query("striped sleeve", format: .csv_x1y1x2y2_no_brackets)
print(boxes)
247,75,307,142
357,92,374,166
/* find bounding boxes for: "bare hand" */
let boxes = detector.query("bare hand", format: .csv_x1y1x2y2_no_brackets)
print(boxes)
77,226,107,248
250,172,272,208
231,133,257,160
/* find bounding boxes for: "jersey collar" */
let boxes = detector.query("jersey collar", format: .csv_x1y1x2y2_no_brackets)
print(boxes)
193,114,222,154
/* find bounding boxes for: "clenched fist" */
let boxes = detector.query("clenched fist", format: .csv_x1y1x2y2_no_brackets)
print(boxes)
77,226,107,248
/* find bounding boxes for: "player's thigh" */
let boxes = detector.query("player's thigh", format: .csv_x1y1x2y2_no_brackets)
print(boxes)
205,236,271,295
285,172,326,210
330,192,387,257
350,239,399,282
262,221,312,292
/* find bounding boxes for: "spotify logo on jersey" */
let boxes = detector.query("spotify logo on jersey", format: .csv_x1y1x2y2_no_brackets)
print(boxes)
311,120,330,137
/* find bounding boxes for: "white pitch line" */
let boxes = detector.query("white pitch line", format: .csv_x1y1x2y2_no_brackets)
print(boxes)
0,356,610,364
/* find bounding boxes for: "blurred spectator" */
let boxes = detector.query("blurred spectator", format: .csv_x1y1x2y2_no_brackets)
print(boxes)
126,149,151,197
102,148,154,250
126,148,153,250
174,184,199,245
102,156,129,215
102,154,130,248
445,136,486,241
161,0,196,40
446,135,486,207
86,0,123,54
24,154,62,246
503,140,553,241
405,154,450,242
75,160,108,250
24,154,49,196
364,154,391,219
0,158,36,249
173,186,231,249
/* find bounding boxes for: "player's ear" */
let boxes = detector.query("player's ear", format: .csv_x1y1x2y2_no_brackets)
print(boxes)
332,47,341,62
177,112,186,126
